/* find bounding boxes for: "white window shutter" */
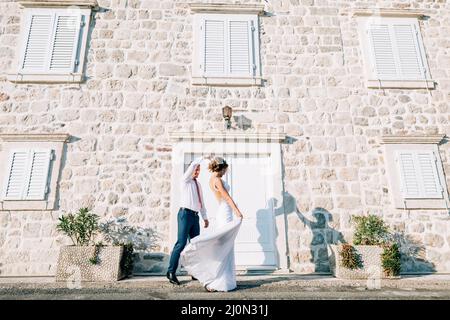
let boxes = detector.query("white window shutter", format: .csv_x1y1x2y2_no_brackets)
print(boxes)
2,149,53,201
21,13,53,71
49,14,82,72
368,24,398,79
2,150,30,200
229,19,251,75
23,149,53,200
200,14,257,78
393,23,423,79
203,18,226,75
367,18,428,81
396,151,421,198
417,152,443,199
396,150,444,199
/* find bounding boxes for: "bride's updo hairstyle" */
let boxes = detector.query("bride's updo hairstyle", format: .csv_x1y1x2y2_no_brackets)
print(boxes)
208,157,228,173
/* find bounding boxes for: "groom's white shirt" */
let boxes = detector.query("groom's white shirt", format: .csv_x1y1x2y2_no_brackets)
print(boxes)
180,157,208,221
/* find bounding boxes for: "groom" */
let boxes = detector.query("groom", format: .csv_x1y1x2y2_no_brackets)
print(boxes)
167,156,209,285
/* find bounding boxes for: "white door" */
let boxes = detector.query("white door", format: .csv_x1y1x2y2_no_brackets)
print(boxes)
184,154,278,270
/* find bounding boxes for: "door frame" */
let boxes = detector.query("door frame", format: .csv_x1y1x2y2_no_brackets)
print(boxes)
168,132,289,272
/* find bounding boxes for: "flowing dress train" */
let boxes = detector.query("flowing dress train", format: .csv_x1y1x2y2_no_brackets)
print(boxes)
180,180,241,292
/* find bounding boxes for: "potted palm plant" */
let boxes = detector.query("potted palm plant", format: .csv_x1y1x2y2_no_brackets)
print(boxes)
55,208,134,282
329,215,401,279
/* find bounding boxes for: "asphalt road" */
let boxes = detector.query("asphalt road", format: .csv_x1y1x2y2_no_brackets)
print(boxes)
1,287,450,300
1,275,450,300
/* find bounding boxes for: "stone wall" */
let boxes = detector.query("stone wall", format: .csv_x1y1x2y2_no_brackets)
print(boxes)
0,0,449,276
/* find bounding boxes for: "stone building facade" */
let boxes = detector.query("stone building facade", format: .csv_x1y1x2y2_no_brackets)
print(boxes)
0,0,449,277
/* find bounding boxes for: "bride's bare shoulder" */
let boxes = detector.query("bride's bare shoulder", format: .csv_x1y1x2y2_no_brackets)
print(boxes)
209,176,223,189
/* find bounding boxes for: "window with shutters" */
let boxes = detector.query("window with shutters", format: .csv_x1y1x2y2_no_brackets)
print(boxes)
382,137,449,210
2,149,53,201
0,133,69,211
192,13,262,86
396,150,444,199
7,5,92,83
357,16,434,89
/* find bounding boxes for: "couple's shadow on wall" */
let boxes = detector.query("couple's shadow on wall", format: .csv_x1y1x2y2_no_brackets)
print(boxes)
260,192,344,273
274,192,346,273
238,194,341,289
256,192,436,277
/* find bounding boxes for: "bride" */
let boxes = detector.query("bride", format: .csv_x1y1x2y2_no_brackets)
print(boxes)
180,157,243,292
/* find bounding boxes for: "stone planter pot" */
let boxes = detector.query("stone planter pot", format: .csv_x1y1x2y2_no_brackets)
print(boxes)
329,244,385,280
56,245,125,282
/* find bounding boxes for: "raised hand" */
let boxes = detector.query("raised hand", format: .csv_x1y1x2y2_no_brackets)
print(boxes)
203,154,213,161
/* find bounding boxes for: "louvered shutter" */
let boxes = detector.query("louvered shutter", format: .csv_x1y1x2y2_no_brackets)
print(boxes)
23,150,52,200
368,24,398,79
393,23,423,79
417,152,443,199
21,13,53,71
367,18,427,81
2,151,29,200
49,14,81,72
200,14,256,78
203,19,226,75
396,151,421,198
20,9,82,74
2,149,53,201
396,150,443,199
229,19,251,75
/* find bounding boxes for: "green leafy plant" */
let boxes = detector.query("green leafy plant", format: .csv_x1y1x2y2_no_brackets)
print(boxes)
89,242,105,265
57,211,138,276
340,244,362,270
352,215,389,245
382,243,401,277
346,214,401,277
56,208,100,246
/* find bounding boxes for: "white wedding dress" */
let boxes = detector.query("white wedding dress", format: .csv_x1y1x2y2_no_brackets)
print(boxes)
180,179,242,292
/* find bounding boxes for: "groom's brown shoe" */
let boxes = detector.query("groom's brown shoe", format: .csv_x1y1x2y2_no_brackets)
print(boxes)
166,272,180,285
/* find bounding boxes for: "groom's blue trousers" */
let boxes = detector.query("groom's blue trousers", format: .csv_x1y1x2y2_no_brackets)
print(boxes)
167,207,200,274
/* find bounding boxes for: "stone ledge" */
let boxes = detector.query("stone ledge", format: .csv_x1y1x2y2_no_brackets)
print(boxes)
169,132,286,143
189,3,265,15
0,200,54,211
192,76,263,87
352,8,426,18
394,199,449,210
0,133,70,142
7,73,84,84
367,79,435,89
381,135,446,145
17,0,99,8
